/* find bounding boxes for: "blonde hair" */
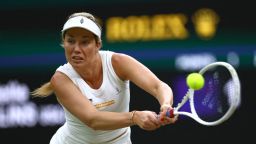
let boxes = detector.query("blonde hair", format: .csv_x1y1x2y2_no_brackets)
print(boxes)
31,82,53,97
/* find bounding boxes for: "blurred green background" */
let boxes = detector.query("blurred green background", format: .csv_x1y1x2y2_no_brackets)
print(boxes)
0,0,255,143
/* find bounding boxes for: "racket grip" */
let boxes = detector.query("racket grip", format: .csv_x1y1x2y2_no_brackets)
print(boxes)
166,108,174,118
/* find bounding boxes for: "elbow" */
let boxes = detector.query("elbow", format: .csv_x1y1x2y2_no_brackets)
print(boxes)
160,81,171,90
89,124,101,131
161,81,173,94
153,81,167,93
83,113,101,130
161,81,170,89
86,119,98,130
153,81,173,95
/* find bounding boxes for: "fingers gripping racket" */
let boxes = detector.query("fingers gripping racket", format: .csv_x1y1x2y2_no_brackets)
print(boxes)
167,62,241,126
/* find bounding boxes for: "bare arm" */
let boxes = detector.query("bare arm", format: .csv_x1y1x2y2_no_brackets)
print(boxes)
51,72,134,130
112,53,173,107
112,53,176,125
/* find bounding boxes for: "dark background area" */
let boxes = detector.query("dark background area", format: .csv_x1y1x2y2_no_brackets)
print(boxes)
0,0,255,143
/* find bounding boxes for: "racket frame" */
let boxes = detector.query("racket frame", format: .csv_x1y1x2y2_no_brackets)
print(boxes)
167,62,241,126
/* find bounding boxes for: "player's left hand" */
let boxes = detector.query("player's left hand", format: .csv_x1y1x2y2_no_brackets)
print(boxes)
158,104,178,125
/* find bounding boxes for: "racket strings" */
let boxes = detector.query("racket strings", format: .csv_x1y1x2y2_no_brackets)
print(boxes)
194,66,234,122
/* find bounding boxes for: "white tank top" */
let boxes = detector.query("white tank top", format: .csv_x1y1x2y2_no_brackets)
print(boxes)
51,51,131,144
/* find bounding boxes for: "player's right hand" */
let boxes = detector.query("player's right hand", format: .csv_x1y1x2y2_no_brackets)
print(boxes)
133,110,161,131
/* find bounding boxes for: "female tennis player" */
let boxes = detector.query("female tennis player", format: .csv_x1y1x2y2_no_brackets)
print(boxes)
32,12,177,144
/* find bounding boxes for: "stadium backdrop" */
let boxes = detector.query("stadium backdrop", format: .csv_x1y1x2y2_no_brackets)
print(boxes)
0,0,255,143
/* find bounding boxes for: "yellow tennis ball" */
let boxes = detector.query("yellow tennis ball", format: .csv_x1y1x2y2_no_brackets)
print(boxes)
186,73,205,90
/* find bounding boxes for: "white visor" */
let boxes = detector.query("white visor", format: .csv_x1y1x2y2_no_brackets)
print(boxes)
62,16,101,38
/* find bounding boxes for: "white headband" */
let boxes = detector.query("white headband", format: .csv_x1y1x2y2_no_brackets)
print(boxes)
62,16,101,38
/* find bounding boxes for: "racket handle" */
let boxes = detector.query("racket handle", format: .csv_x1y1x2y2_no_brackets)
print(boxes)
166,108,174,118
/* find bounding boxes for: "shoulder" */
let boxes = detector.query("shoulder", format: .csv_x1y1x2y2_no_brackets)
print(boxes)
112,52,133,64
99,50,133,62
111,52,133,70
111,52,138,80
50,71,72,88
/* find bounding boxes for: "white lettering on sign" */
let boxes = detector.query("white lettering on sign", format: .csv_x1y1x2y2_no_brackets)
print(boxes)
0,80,65,128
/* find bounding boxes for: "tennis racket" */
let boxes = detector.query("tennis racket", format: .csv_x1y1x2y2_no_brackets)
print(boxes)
167,62,241,126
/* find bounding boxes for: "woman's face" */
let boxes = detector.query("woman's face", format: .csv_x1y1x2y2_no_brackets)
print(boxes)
63,28,101,68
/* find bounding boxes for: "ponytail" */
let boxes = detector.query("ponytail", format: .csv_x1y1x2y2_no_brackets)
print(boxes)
31,82,54,97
